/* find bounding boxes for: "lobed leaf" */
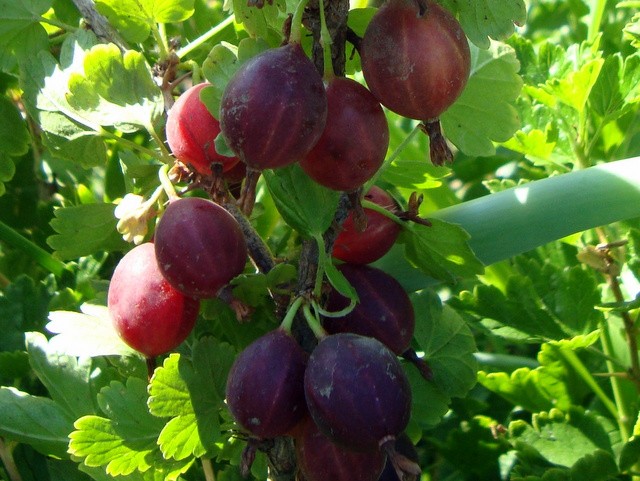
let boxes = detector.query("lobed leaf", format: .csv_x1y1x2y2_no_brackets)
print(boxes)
147,338,236,459
46,304,137,358
47,203,128,260
69,378,167,476
440,0,527,49
399,218,484,284
441,41,523,158
509,408,616,468
95,0,195,43
25,332,97,419
411,290,478,399
67,44,164,133
0,0,50,69
479,333,599,413
589,53,640,122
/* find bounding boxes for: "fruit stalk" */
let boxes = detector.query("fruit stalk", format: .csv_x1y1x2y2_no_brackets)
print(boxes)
303,0,350,76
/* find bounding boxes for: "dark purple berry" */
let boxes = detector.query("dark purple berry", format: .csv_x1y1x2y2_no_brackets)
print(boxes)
154,197,247,298
323,264,415,356
220,43,327,170
226,329,308,439
304,333,412,451
296,417,386,481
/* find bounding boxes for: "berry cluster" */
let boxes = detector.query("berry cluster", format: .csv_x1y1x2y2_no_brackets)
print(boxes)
106,0,470,479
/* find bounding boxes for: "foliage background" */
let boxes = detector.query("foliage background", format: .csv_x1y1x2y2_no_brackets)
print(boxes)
1,0,640,480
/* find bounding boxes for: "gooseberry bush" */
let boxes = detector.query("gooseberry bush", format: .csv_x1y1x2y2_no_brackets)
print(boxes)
1,0,640,480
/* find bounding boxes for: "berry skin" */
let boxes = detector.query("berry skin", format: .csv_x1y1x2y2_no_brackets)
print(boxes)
323,263,415,356
332,186,401,265
304,333,412,451
107,243,199,358
360,0,471,121
166,82,239,175
226,329,308,439
295,417,386,481
300,76,389,192
154,197,247,298
219,43,327,170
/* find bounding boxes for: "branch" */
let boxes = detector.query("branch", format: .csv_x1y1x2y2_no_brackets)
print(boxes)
70,0,128,50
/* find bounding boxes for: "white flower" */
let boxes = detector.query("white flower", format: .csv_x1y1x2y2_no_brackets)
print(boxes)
114,194,155,245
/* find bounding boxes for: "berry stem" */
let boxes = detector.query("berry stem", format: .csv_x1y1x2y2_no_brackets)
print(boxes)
303,303,327,339
223,202,276,274
311,298,356,318
280,296,305,332
289,0,310,44
318,0,335,80
364,124,422,193
146,357,157,382
421,119,454,165
158,164,179,200
176,15,236,59
312,233,329,298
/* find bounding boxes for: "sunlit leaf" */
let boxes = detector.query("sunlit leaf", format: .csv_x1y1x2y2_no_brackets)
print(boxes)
440,0,527,49
441,42,523,157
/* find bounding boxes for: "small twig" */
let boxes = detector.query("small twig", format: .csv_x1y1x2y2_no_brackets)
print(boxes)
595,229,640,393
0,438,23,481
223,202,276,274
70,0,128,50
201,458,216,481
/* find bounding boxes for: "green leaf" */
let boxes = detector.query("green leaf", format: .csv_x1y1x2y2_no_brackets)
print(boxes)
589,53,640,122
455,277,568,341
46,304,137,358
20,32,100,132
202,43,239,114
148,355,206,460
399,218,484,284
201,39,270,118
47,203,128,260
479,334,599,412
67,44,164,133
501,129,556,164
0,0,50,65
569,450,619,481
263,163,341,237
96,0,195,43
42,132,109,169
0,95,30,157
0,386,74,458
0,351,30,383
441,42,523,157
147,338,236,459
25,332,97,419
405,366,451,430
478,369,558,413
0,275,53,352
619,435,640,471
509,408,616,468
411,290,478,399
543,59,604,113
440,0,527,49
228,0,287,39
68,378,168,477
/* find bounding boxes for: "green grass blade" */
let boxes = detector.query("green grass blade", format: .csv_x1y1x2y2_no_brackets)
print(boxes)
432,157,640,265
